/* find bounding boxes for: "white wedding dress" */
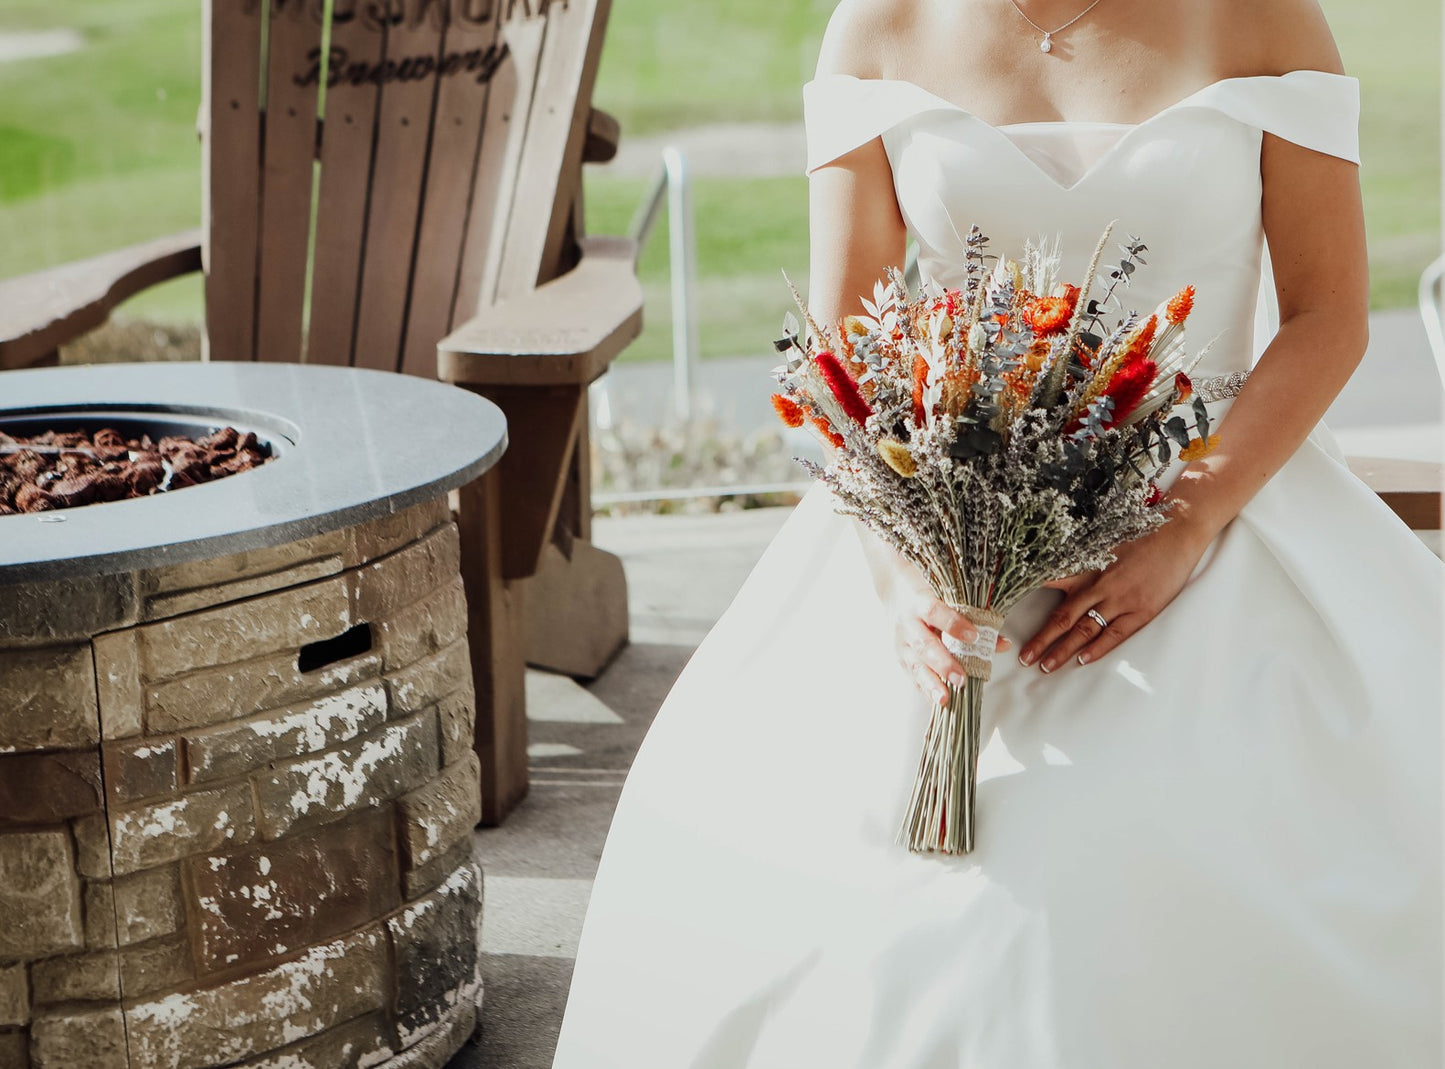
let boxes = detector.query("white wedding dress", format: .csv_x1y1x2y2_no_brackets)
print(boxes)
551,72,1444,1067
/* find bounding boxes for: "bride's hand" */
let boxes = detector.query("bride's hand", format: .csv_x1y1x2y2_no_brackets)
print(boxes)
1019,519,1214,674
890,584,1012,705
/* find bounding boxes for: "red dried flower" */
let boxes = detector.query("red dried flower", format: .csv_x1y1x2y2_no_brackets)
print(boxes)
911,355,929,426
770,393,805,428
1144,483,1164,506
1166,285,1195,325
1101,355,1157,428
814,350,873,425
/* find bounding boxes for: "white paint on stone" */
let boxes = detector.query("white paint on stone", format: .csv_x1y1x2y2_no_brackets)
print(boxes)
248,683,385,750
285,722,409,817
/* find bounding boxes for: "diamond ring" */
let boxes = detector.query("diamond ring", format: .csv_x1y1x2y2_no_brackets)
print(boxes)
1085,609,1109,630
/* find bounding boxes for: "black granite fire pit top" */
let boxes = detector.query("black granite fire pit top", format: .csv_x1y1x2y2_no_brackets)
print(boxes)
0,362,507,585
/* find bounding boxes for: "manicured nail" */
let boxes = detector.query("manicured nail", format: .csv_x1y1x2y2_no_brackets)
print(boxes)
1077,652,1090,665
949,672,967,687
1019,649,1035,666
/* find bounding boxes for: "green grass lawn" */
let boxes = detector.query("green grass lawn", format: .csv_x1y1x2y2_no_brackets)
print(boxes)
0,0,1437,361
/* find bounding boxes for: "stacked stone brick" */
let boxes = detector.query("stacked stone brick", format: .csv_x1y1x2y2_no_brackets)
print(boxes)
0,498,484,1069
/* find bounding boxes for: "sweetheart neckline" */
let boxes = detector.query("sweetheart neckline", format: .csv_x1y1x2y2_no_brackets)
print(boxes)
809,70,1355,135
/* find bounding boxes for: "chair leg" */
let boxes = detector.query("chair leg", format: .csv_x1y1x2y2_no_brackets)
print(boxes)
456,468,529,825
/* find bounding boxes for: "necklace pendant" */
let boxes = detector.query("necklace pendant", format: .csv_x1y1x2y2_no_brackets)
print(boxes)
1040,32,1053,53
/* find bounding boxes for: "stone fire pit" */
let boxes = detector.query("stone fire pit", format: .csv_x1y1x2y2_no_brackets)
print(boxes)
0,363,506,1069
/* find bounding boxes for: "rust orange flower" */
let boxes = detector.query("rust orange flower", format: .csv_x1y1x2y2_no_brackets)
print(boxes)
1166,285,1195,325
809,414,844,449
770,393,805,428
1022,295,1074,336
911,355,929,426
1179,434,1221,462
1174,371,1193,403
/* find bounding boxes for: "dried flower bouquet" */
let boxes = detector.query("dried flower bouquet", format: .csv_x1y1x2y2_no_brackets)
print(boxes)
771,224,1218,855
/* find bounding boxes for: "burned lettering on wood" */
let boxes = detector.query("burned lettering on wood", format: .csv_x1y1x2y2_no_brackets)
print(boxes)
245,0,564,30
293,40,509,89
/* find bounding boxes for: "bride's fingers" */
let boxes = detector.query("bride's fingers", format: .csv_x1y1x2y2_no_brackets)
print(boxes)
919,599,979,646
1037,602,1122,672
902,619,967,687
908,659,949,705
1075,611,1140,666
1019,590,1096,667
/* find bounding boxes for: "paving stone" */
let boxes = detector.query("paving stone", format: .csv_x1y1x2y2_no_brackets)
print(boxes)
403,837,478,902
30,1006,125,1069
0,831,83,960
399,752,481,871
0,1030,26,1068
107,782,256,876
185,682,387,784
384,639,472,718
254,714,437,840
0,964,27,1027
346,497,450,568
140,529,350,598
436,683,478,768
143,555,347,622
375,577,467,672
0,646,99,753
388,861,482,1050
0,753,102,825
352,524,462,624
124,927,388,1069
146,649,383,734
187,808,400,972
231,1012,392,1068
92,629,142,740
102,736,179,804
0,573,139,646
138,574,353,682
83,866,183,949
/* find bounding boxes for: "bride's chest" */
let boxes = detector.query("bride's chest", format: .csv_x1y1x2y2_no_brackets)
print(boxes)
884,108,1266,264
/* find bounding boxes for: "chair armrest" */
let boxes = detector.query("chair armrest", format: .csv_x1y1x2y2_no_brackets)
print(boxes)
0,230,203,370
583,107,621,164
438,236,642,388
1347,455,1442,530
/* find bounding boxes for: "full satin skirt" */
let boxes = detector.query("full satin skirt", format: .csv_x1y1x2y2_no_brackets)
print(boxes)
552,425,1443,1068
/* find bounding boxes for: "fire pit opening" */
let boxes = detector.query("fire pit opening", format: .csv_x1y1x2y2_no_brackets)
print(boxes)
298,622,375,673
0,405,300,514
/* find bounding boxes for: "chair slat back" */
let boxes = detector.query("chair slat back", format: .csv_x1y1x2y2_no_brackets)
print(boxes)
203,0,608,373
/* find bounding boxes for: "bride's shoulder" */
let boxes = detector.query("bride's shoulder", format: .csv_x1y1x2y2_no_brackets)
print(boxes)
813,0,922,80
1209,0,1346,78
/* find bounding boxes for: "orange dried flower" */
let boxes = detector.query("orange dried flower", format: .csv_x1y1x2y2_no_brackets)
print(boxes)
1121,314,1159,363
1166,285,1195,325
1022,295,1074,336
770,393,805,428
1179,434,1221,462
911,355,929,426
809,414,844,449
1174,371,1193,403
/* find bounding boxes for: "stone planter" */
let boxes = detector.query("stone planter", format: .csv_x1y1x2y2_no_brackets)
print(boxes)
0,364,506,1069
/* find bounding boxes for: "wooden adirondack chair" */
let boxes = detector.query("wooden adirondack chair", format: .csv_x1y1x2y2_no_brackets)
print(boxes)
0,0,641,824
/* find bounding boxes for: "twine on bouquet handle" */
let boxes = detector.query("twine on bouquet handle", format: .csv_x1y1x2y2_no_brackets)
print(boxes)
941,605,1006,681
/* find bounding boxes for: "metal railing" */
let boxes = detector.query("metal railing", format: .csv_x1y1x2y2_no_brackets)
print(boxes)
590,147,700,432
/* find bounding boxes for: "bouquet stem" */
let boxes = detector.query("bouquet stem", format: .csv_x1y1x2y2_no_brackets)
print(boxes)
898,603,1001,856
899,676,985,855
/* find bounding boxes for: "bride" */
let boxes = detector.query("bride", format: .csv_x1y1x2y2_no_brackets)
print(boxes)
552,0,1443,1064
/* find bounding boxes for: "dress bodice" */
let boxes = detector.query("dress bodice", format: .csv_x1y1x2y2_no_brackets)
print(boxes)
802,72,1361,377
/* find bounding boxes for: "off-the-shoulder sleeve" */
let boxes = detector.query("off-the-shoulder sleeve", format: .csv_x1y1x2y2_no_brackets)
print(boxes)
803,75,955,175
1176,70,1360,164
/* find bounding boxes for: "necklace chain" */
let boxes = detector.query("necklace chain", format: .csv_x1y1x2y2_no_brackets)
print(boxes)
1006,0,1107,52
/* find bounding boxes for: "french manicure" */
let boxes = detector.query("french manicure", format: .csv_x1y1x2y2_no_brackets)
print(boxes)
1077,652,1091,665
1040,659,1054,674
1018,649,1035,666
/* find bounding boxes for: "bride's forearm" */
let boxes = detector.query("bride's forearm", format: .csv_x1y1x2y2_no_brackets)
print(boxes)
1165,309,1366,542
